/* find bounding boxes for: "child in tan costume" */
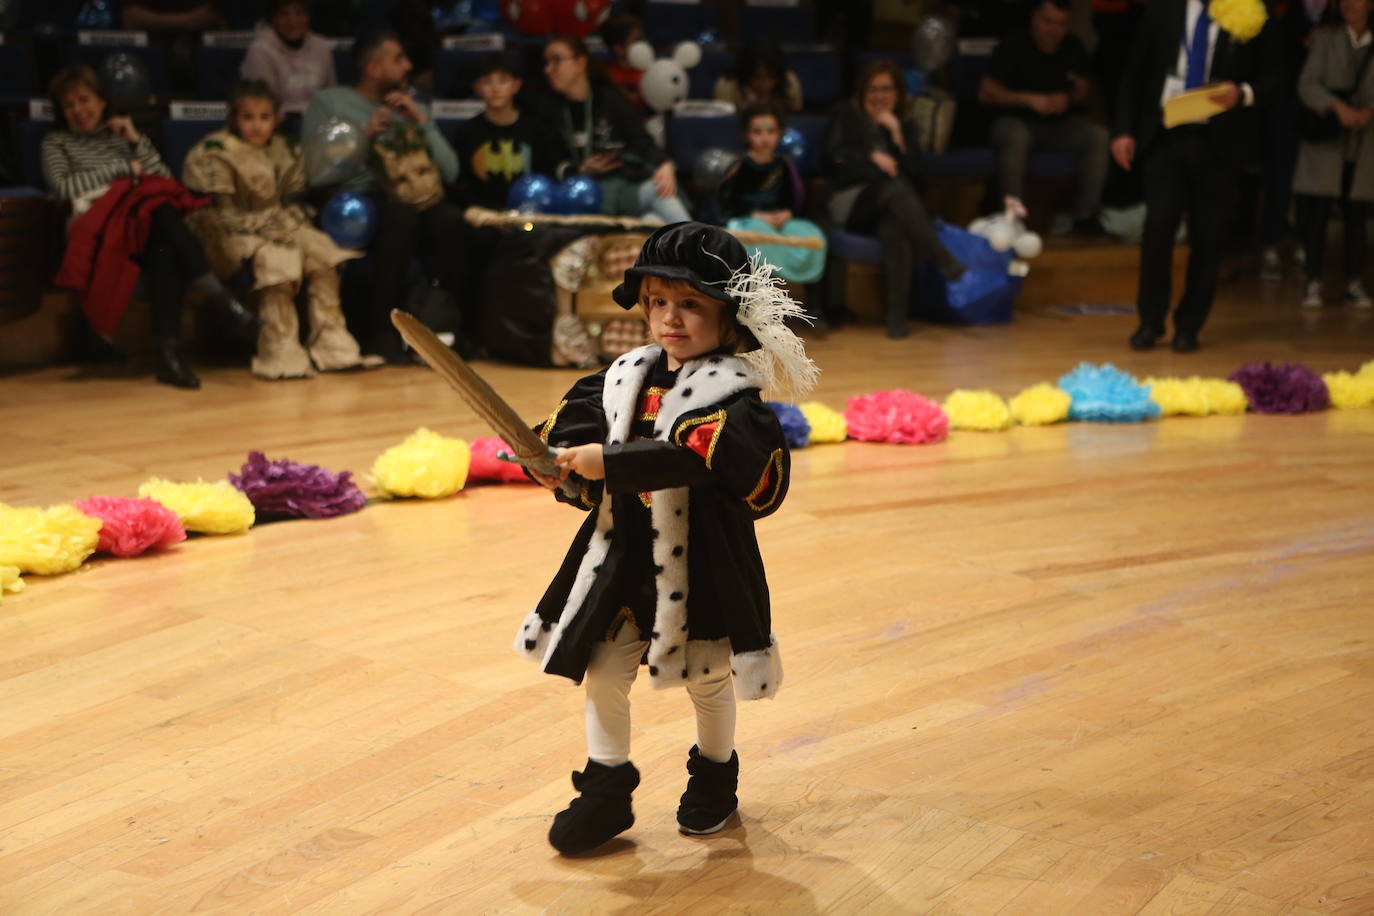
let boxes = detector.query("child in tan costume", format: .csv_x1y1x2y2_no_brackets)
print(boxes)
183,80,381,378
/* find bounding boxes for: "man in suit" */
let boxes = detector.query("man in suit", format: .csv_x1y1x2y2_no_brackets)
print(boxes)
1112,0,1282,352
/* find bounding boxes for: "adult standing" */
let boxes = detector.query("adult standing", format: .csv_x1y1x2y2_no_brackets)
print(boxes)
1293,0,1374,309
302,30,470,361
1113,0,1283,352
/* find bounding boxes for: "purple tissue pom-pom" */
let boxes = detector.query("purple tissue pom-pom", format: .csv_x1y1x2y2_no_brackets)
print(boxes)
767,401,811,449
229,451,368,519
1228,362,1330,414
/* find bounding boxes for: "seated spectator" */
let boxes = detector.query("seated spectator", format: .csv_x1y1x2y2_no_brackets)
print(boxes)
717,103,826,287
714,39,803,113
602,13,647,109
979,0,1109,234
542,34,690,223
451,52,566,211
240,0,337,115
182,80,379,379
826,60,965,339
1294,0,1374,309
42,65,259,389
302,30,473,360
121,0,222,91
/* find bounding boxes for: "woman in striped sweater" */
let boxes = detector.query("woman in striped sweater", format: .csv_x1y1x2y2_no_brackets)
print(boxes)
42,66,259,389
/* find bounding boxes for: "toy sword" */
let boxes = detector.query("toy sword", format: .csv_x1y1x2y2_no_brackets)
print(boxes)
390,309,582,499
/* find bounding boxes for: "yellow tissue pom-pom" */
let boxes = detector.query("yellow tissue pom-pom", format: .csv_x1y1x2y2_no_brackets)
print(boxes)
943,389,1012,431
1323,371,1374,409
372,428,471,499
1357,360,1374,378
1009,383,1072,426
1146,377,1248,416
0,503,102,576
1209,0,1267,41
137,478,256,535
798,401,847,443
0,565,22,601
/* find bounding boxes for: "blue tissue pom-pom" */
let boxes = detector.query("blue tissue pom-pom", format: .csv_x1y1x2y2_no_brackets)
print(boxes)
767,401,811,449
1058,362,1161,423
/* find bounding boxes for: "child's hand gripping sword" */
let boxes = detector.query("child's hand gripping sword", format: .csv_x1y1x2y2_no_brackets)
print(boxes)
390,310,582,499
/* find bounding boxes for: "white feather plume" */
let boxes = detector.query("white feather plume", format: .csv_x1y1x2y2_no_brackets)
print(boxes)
725,251,820,400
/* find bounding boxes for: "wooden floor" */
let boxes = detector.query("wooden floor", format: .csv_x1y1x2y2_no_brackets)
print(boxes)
1,273,1372,915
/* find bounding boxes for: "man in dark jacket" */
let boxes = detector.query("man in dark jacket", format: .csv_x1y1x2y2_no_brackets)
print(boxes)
1112,0,1283,352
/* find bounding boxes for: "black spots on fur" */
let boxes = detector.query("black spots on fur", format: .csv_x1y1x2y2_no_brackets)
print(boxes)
616,378,623,385
649,665,659,676
524,639,537,650
654,564,664,575
672,545,684,557
611,439,621,445
634,357,645,366
683,388,693,398
651,630,660,639
670,591,684,601
736,372,746,377
709,357,721,364
523,624,530,631
541,621,551,631
708,370,717,377
681,668,689,678
667,645,679,655
687,369,697,378
618,358,626,366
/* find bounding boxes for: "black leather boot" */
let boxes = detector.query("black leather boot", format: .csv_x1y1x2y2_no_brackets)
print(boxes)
190,272,263,335
548,760,639,854
153,338,201,389
677,745,739,835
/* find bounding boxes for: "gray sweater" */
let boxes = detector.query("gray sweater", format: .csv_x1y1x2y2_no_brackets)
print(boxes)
301,86,459,191
41,126,171,200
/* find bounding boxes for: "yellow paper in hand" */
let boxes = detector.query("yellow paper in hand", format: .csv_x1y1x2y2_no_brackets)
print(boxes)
1163,84,1230,128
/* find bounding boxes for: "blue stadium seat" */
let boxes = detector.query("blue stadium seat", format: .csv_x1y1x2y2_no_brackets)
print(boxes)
787,46,842,107
65,41,171,94
827,230,881,265
433,47,493,98
18,120,55,190
785,113,828,177
643,1,719,45
741,3,814,43
332,46,357,86
0,44,38,105
687,46,732,100
159,119,219,176
196,45,250,100
667,113,740,177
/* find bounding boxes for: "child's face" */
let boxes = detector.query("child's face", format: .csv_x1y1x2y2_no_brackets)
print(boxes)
475,71,520,110
641,276,729,368
234,97,278,147
745,114,780,158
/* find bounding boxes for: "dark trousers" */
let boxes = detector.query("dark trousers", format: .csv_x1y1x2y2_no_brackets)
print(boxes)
847,178,957,333
1259,92,1302,247
140,203,210,339
1302,163,1368,280
1137,129,1238,336
365,197,470,351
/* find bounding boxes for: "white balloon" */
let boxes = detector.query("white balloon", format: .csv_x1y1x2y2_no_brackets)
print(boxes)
1013,232,1043,260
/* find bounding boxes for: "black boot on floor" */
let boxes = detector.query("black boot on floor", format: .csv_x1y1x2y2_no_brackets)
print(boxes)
190,272,263,335
677,745,739,835
153,338,201,389
548,760,640,855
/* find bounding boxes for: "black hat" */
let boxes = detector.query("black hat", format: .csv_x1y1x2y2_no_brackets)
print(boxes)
612,222,760,350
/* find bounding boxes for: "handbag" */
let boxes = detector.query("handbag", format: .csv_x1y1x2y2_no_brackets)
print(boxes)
1297,44,1374,142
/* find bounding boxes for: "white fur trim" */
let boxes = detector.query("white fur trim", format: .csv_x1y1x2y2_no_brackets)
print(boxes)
730,634,783,700
514,608,554,660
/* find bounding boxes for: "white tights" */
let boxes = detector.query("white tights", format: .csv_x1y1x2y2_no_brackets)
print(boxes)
584,622,736,766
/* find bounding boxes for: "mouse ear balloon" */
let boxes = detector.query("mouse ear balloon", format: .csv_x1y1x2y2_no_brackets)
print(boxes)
912,16,955,73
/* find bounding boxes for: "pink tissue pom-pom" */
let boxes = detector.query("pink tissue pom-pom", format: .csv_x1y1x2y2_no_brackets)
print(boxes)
75,496,186,558
468,437,536,484
844,390,949,444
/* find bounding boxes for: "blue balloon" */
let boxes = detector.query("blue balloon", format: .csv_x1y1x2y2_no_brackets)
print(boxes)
320,192,378,249
551,175,603,215
76,0,116,29
779,127,807,166
506,173,556,214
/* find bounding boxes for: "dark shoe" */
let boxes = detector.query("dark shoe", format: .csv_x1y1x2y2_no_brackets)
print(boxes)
1129,324,1164,351
153,338,201,389
548,760,639,855
218,293,263,335
677,745,739,835
1171,332,1200,353
1072,216,1109,237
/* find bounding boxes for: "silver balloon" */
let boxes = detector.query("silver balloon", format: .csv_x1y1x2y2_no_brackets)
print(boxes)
912,16,955,73
100,52,152,97
692,147,735,190
303,116,366,186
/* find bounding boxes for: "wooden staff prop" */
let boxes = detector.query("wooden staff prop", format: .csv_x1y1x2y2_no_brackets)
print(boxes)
390,310,582,499
462,206,824,250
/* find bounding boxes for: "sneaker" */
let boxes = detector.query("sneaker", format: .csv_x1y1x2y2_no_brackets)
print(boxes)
1260,247,1282,280
1345,279,1373,308
1301,280,1324,309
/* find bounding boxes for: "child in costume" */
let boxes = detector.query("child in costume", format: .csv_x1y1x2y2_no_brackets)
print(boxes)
518,222,817,855
182,80,379,379
717,103,827,287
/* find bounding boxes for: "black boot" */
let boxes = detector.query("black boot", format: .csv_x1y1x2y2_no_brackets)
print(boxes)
153,338,201,389
190,272,263,335
548,760,639,855
677,745,738,835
